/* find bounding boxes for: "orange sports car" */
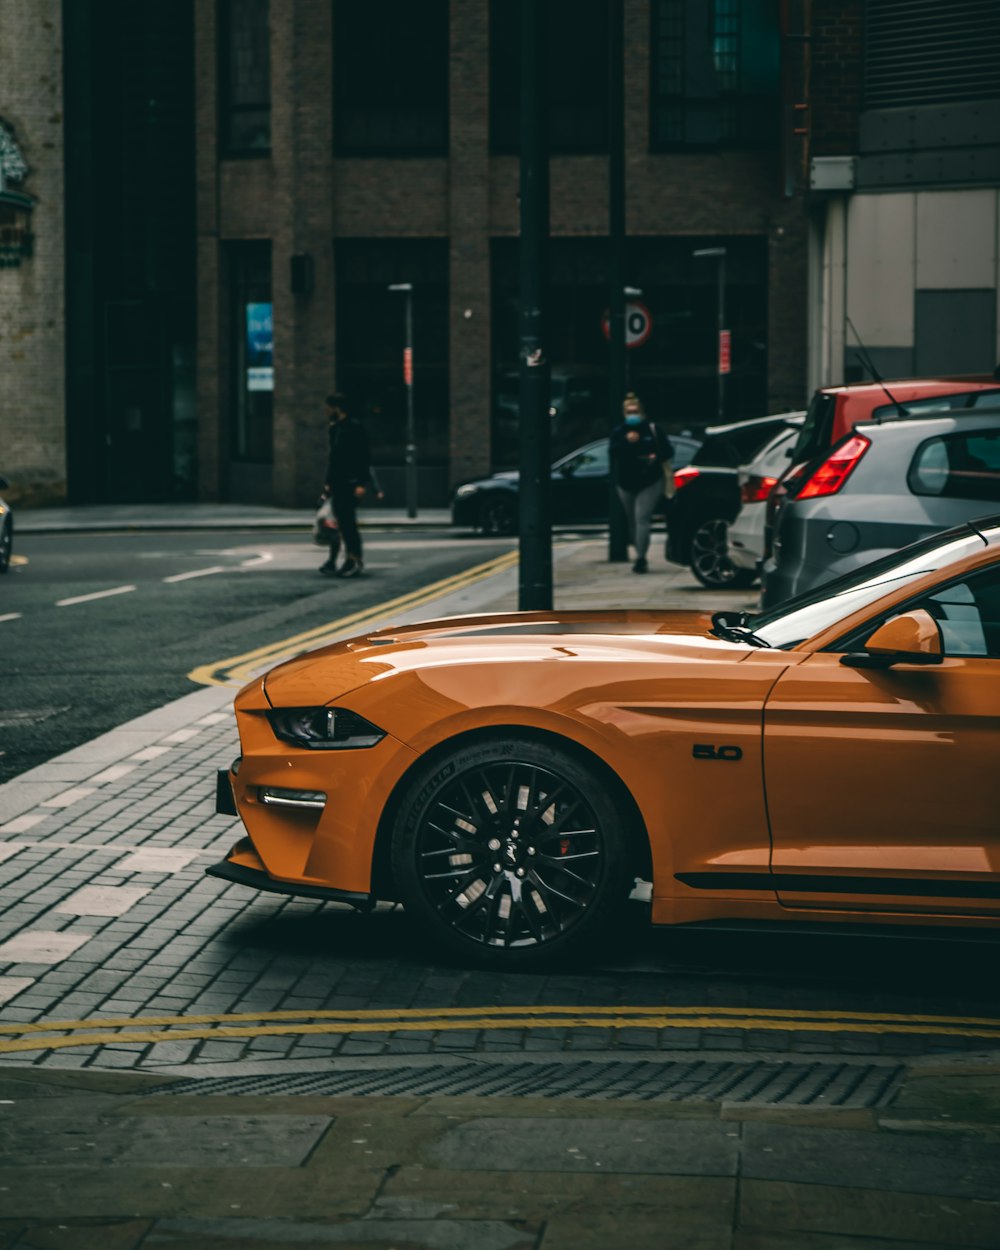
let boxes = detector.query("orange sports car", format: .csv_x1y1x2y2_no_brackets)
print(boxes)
211,517,1000,966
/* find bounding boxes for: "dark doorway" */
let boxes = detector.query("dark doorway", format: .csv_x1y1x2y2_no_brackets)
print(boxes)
64,0,196,503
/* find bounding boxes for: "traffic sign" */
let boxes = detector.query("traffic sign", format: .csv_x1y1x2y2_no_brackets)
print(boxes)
601,301,653,349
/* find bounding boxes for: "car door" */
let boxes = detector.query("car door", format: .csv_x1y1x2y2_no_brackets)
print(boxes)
762,562,1000,918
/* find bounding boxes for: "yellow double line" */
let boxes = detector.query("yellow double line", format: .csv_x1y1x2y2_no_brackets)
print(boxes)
3,1004,999,1055
188,549,520,687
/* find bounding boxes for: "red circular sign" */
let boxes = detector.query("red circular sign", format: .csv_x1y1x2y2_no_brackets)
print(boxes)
600,301,653,349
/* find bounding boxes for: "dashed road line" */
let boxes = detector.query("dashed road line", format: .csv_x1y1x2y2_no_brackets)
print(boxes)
56,584,136,607
0,613,21,623
163,565,227,583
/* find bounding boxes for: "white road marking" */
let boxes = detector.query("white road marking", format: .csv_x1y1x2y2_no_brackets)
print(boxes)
130,745,173,761
240,551,273,568
195,711,232,726
0,977,34,1005
88,763,139,785
0,613,21,623
0,930,89,964
41,787,96,809
1,813,47,833
56,585,136,607
163,565,227,583
161,727,201,744
55,884,150,917
117,848,199,873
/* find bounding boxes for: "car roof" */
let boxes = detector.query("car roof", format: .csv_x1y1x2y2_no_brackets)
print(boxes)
819,376,999,398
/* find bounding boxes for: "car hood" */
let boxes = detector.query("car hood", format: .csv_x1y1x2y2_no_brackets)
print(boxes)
262,609,753,706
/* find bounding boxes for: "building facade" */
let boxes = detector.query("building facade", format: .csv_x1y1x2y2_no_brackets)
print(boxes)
5,0,830,508
197,0,813,508
0,0,65,506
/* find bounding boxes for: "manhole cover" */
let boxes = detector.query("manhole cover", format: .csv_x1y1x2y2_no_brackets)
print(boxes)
153,1059,902,1108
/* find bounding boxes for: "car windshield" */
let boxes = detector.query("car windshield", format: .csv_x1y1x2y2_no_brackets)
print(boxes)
749,524,995,649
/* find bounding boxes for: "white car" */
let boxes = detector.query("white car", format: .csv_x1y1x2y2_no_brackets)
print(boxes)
727,417,804,573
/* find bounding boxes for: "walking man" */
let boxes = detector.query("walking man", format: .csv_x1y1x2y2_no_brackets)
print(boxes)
319,393,374,578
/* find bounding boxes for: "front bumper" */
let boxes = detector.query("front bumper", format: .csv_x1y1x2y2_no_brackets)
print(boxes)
206,848,373,908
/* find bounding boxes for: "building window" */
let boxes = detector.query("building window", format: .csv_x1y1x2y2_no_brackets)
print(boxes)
490,0,610,154
219,0,271,155
333,0,448,155
650,0,779,149
335,240,449,498
864,0,1000,109
229,242,273,462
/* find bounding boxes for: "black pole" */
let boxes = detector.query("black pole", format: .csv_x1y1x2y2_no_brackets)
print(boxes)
517,0,552,610
607,0,628,561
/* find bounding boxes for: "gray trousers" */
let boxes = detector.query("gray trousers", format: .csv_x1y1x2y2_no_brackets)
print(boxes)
616,480,662,559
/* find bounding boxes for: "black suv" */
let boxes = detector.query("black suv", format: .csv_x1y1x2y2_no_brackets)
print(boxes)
666,413,803,588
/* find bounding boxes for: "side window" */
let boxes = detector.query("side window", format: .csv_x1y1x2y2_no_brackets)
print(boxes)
918,567,1000,659
908,431,1000,502
568,445,608,475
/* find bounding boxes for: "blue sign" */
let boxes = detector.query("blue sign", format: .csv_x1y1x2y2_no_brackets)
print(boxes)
246,302,273,392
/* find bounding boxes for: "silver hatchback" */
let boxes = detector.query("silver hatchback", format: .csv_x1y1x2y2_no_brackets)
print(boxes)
762,408,1000,607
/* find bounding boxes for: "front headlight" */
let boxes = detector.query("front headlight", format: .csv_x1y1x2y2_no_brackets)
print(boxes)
266,707,386,750
455,484,479,497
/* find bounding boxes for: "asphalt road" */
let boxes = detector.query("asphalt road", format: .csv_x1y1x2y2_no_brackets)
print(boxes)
0,527,514,784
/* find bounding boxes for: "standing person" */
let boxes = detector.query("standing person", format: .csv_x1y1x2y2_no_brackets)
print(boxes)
319,393,374,578
609,392,674,573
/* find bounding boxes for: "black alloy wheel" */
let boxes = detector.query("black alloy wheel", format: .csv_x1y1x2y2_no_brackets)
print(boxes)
0,518,10,574
478,494,517,536
391,737,631,966
689,517,755,589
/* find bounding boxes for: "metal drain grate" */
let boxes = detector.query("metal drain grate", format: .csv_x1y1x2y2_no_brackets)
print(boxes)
153,1059,902,1108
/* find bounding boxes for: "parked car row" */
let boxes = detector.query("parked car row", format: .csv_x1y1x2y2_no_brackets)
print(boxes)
450,372,1000,597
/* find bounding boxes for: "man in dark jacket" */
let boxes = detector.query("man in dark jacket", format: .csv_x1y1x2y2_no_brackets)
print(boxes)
320,393,374,577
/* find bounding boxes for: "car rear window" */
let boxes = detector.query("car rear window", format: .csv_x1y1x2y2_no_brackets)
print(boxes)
692,420,791,468
909,429,1000,502
790,391,837,464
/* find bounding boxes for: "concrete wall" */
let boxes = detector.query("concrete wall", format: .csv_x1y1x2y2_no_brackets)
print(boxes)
0,0,65,505
844,189,999,379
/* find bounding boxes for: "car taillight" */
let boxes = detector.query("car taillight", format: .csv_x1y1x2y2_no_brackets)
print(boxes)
740,474,779,504
673,466,700,491
796,435,871,500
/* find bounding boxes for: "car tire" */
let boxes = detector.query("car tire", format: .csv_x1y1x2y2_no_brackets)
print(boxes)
689,517,756,589
0,517,11,574
478,495,516,536
391,735,632,967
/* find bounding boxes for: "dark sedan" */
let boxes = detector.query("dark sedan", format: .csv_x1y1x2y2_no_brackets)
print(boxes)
452,435,701,535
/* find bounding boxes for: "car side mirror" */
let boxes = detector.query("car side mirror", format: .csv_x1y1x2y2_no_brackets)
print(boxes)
560,462,576,477
841,608,943,669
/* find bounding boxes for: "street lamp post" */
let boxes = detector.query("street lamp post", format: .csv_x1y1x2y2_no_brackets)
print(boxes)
692,247,727,425
388,282,417,518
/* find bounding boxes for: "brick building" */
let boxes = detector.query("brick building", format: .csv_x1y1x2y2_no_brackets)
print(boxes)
5,1,847,508
0,0,65,506
198,0,813,507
